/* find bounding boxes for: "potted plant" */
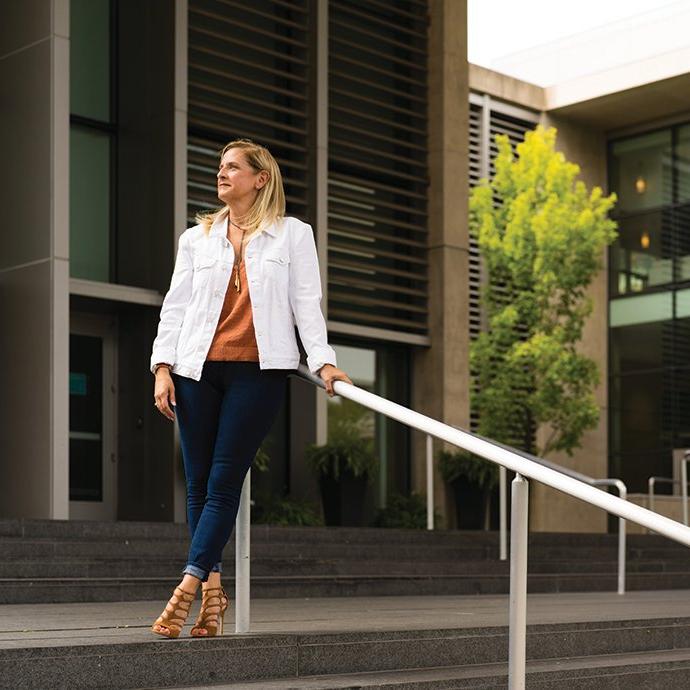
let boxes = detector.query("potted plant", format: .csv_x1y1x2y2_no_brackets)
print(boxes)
372,492,441,530
252,492,324,526
438,449,499,530
305,428,378,526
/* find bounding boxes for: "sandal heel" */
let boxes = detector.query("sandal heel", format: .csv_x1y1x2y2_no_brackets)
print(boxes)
191,585,229,638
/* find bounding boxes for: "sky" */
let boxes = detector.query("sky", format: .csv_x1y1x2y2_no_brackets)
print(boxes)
468,0,690,84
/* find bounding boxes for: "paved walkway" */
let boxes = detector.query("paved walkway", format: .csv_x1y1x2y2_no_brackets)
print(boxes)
3,590,690,649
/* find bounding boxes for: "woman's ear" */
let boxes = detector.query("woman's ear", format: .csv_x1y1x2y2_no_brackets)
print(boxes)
256,170,270,190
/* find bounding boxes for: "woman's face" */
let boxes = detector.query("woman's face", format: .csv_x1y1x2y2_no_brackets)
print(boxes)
216,148,268,206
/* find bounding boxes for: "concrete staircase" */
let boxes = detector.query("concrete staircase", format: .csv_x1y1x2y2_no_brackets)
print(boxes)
3,596,690,688
4,520,690,687
2,518,690,604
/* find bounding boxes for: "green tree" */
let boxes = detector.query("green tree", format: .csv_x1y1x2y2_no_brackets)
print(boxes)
469,124,618,457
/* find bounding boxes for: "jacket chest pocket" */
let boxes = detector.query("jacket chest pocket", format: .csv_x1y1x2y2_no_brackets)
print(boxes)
192,254,217,290
263,253,290,287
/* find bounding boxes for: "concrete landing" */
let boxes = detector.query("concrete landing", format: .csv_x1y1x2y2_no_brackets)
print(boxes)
3,590,690,647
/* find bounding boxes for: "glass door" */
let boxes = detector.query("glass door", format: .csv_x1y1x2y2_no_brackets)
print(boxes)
69,313,117,520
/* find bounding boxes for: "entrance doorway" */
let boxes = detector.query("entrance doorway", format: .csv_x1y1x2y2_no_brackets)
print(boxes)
69,313,118,520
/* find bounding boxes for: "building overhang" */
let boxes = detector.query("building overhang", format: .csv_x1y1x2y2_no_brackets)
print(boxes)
470,48,690,133
546,69,690,133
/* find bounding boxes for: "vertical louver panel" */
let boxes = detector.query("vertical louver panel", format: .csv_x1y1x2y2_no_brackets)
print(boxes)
188,0,311,225
468,101,484,342
468,94,540,435
328,0,429,336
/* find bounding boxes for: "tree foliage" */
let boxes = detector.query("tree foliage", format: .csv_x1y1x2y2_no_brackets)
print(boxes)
468,124,618,457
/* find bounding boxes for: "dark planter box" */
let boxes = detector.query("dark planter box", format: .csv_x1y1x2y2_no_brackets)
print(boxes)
452,479,500,530
319,472,369,526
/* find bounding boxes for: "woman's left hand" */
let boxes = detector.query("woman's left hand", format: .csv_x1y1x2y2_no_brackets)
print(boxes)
318,364,353,397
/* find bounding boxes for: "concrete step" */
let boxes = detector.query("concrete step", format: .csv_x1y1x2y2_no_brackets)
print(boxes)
7,569,690,604
189,649,690,689
2,518,686,549
0,538,500,561
2,555,689,581
5,535,690,565
3,609,690,689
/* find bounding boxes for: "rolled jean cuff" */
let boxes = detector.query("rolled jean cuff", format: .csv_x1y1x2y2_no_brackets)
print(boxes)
182,563,208,582
211,562,222,573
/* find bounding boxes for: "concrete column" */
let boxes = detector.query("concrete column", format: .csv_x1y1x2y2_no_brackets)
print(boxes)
412,0,470,527
531,113,609,532
172,0,188,523
289,0,329,507
0,0,70,518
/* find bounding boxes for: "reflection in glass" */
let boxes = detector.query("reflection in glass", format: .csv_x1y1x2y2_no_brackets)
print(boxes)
70,127,111,281
69,335,103,501
609,209,672,295
609,129,672,213
608,123,690,492
677,125,690,203
70,0,111,122
327,343,410,513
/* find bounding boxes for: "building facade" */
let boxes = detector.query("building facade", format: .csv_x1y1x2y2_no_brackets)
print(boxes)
3,0,689,531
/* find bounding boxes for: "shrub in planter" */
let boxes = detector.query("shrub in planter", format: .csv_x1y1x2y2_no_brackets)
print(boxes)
305,432,378,526
372,492,441,529
252,493,323,526
438,449,499,530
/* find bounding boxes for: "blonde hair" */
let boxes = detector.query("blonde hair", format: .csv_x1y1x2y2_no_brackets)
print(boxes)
196,138,286,240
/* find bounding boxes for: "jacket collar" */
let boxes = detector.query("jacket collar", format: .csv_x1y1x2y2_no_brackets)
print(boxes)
209,209,278,238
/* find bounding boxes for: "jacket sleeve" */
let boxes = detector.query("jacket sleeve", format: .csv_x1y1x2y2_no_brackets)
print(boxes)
288,222,337,374
149,230,193,374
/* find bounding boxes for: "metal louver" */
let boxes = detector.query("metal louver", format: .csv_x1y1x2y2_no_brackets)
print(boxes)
468,93,540,434
187,0,311,225
468,95,540,343
327,0,429,336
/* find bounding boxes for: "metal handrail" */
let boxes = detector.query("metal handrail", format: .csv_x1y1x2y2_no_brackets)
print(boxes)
648,469,690,532
648,476,679,517
234,364,690,690
680,450,690,525
426,428,628,592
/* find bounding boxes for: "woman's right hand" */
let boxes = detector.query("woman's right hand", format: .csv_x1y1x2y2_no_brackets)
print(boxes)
154,370,177,421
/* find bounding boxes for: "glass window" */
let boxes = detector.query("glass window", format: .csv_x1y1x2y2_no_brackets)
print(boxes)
610,321,665,377
328,342,410,514
677,125,690,203
69,334,104,501
609,209,673,296
327,344,376,445
70,126,111,281
610,371,667,456
69,0,114,283
610,129,672,213
609,292,672,328
70,0,111,122
608,122,690,491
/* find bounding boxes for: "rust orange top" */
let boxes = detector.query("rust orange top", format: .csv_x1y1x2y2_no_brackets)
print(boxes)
206,262,259,362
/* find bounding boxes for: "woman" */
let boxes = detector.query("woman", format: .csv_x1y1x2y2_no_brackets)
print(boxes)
149,138,352,638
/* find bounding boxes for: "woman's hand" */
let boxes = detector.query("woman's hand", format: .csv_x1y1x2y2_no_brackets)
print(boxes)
154,370,177,421
318,364,353,397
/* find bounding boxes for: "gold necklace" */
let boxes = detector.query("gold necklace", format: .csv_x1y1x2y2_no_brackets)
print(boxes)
228,217,247,293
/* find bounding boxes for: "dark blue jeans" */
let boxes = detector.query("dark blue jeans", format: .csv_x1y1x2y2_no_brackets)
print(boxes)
171,361,288,582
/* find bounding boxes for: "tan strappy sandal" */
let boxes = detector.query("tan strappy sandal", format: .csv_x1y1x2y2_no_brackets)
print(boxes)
151,584,196,639
190,586,229,637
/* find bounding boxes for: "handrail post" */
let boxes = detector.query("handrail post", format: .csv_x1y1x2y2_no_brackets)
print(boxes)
592,479,627,594
235,468,251,633
683,451,689,527
426,434,434,530
508,473,528,690
616,482,627,595
500,466,508,561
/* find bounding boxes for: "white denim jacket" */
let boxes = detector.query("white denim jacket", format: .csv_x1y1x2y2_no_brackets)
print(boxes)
150,212,337,381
